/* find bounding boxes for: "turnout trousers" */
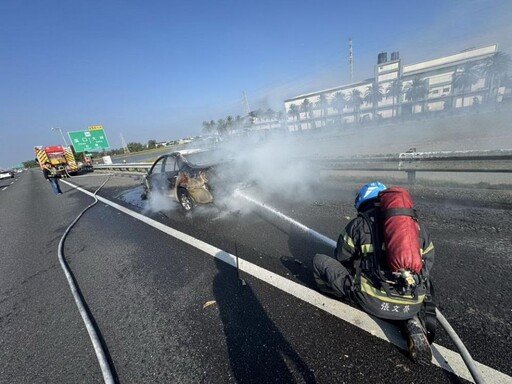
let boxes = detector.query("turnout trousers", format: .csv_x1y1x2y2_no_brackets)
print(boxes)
312,254,352,300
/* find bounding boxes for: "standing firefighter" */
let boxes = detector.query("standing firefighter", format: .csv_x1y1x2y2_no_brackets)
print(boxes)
42,161,63,195
313,182,436,364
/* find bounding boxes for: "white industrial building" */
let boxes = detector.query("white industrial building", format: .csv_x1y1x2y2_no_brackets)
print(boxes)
284,44,506,131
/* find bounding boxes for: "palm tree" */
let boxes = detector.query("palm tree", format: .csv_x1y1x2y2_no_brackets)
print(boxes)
265,108,275,129
202,120,217,134
288,104,300,131
404,77,428,113
248,111,257,126
386,79,402,118
482,51,511,102
453,62,479,108
202,121,212,134
276,111,286,129
234,115,243,131
316,94,328,127
364,81,384,121
248,109,264,127
226,115,234,133
347,89,363,124
217,118,227,135
330,91,346,126
301,98,313,129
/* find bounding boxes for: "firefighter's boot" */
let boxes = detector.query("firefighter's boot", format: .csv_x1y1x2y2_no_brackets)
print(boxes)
405,316,432,365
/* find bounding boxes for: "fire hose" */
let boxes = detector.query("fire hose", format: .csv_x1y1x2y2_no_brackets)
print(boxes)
57,175,115,384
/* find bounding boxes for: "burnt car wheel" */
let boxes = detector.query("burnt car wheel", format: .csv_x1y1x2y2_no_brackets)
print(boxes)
178,188,194,211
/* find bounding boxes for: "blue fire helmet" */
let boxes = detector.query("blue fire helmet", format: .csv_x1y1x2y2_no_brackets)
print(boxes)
354,182,387,210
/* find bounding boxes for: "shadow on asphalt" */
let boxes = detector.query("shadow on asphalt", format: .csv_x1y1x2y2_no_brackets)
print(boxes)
212,256,316,383
250,208,333,289
285,226,334,285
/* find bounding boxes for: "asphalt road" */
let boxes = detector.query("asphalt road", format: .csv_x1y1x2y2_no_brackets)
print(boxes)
1,169,511,383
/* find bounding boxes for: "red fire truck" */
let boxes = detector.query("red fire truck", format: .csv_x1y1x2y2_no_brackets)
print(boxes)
35,145,79,176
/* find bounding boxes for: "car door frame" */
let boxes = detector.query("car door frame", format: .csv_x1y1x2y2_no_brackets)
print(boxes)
146,153,183,200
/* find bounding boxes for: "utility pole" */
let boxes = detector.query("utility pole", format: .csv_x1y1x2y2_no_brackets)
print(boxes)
51,127,69,147
120,133,130,153
349,38,354,82
242,91,251,116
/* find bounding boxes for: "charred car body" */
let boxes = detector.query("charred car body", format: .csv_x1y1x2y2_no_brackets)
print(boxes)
141,149,222,211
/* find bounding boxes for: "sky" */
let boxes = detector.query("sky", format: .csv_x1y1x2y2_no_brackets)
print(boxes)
0,0,511,167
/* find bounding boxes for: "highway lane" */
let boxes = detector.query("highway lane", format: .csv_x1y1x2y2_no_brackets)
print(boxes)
0,173,18,191
0,170,104,383
96,172,512,377
58,174,465,383
69,173,512,381
1,170,511,382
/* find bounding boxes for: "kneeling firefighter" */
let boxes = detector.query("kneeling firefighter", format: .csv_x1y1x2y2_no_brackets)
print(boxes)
313,182,436,364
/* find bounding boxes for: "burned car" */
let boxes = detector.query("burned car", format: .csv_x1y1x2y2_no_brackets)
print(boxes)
141,149,220,211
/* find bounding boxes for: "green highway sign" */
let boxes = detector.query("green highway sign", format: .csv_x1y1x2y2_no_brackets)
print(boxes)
68,129,110,152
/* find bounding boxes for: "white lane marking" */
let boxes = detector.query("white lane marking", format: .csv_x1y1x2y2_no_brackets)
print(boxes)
70,173,115,178
233,190,337,247
62,180,511,384
2,187,7,191
10,181,14,185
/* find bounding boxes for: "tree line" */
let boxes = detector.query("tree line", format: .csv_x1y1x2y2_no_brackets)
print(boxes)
201,108,287,136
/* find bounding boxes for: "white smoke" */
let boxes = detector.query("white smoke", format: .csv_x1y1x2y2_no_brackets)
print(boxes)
143,189,177,214
207,131,321,212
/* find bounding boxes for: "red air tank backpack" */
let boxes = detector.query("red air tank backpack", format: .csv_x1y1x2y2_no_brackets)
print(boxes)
353,187,431,322
380,187,423,277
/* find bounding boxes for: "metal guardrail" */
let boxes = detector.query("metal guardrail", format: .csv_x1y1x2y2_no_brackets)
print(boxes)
313,149,512,183
93,163,152,175
92,150,512,183
398,149,512,173
313,149,512,172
